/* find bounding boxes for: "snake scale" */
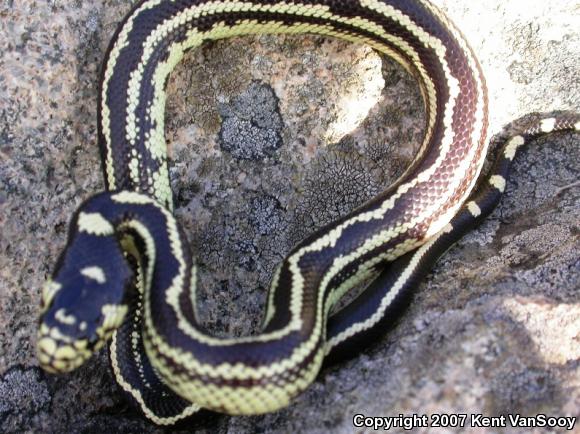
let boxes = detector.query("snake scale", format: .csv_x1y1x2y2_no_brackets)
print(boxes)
36,0,579,426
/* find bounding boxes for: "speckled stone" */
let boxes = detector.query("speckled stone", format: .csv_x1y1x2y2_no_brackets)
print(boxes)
0,0,578,433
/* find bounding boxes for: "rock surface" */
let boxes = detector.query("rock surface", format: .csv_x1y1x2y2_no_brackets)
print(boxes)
0,0,578,433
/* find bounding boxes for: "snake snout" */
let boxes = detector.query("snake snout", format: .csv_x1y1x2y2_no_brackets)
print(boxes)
37,293,128,374
37,308,95,374
37,261,130,373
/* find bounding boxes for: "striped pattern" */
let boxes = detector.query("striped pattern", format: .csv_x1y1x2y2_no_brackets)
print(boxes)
95,0,491,415
325,112,580,361
35,0,579,426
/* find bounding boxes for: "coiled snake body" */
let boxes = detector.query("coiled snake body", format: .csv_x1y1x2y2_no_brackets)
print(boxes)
37,0,579,425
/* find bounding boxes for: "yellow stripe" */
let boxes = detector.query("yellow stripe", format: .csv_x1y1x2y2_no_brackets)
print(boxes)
325,224,451,352
93,0,493,420
113,0,443,204
110,332,202,425
115,0,482,388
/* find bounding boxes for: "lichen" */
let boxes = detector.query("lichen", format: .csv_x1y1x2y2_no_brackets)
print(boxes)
218,81,283,160
0,367,50,427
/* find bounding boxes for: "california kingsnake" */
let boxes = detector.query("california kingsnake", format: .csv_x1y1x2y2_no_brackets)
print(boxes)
36,0,580,425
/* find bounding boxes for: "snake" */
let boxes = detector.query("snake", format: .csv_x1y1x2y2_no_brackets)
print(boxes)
36,0,580,426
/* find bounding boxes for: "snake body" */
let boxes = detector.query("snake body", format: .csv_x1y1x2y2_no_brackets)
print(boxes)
36,0,580,426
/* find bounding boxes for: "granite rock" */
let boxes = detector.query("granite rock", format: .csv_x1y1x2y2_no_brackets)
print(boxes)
0,0,578,433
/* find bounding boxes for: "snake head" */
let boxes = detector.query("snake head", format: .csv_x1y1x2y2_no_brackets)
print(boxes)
38,224,133,374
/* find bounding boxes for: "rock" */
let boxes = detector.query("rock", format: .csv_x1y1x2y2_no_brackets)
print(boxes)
0,0,577,433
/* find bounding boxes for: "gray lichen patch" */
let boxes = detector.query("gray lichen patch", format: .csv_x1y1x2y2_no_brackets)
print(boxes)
290,144,385,244
247,195,285,237
190,189,291,337
166,34,411,342
0,367,50,428
218,82,284,161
